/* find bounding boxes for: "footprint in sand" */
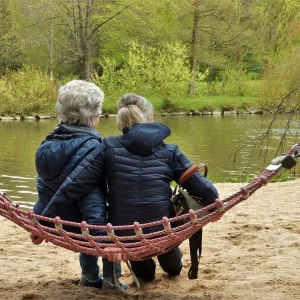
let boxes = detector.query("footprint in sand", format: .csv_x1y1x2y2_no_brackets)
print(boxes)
188,283,208,292
281,222,300,234
21,293,42,300
289,242,300,248
202,268,218,280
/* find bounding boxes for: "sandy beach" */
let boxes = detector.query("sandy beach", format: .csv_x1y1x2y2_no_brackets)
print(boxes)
1,180,299,300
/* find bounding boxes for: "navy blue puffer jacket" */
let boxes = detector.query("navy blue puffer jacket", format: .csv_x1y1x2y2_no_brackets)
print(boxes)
44,123,219,236
34,123,107,235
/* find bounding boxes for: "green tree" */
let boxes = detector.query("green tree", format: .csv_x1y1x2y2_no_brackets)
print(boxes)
17,0,63,80
100,0,182,62
0,0,23,72
167,0,258,93
18,0,135,80
255,0,300,58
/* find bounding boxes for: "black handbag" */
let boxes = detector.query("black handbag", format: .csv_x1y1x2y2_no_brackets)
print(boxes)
171,163,208,225
171,188,207,227
171,163,208,279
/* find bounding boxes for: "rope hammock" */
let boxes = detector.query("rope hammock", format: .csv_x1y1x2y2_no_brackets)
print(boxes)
1,144,299,262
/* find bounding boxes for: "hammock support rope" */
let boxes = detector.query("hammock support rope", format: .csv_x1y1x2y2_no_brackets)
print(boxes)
1,143,299,261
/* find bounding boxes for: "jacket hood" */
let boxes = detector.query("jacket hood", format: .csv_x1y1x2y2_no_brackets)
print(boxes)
35,123,102,181
117,122,171,155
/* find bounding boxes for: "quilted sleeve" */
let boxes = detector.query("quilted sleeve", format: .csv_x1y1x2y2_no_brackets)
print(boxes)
171,144,219,206
42,143,107,220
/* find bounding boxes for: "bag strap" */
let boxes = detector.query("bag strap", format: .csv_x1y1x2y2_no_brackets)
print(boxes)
173,163,208,195
179,163,207,185
174,163,207,280
188,229,203,279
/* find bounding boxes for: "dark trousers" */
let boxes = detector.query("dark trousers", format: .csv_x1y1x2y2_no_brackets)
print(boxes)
79,253,121,280
130,246,183,281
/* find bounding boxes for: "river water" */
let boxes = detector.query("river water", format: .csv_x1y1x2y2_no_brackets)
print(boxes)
0,114,299,209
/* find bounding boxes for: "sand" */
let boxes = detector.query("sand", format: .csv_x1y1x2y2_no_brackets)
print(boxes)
0,180,299,300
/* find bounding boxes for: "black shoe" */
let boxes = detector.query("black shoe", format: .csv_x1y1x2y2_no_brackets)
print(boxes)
78,276,103,288
102,278,129,291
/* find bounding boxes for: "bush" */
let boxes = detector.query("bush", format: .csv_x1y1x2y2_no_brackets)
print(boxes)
93,57,124,97
220,68,254,97
259,51,300,112
0,65,57,115
93,42,192,101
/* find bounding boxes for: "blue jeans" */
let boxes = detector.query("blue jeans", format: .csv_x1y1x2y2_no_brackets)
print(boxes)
79,253,121,280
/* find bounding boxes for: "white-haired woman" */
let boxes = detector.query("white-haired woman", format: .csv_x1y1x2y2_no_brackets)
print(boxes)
45,93,219,282
32,80,126,290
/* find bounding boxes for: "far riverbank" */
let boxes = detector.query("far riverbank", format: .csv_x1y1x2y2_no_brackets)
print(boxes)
0,107,266,121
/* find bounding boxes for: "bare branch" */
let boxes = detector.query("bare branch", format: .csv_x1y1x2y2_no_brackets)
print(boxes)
89,3,132,38
230,83,300,166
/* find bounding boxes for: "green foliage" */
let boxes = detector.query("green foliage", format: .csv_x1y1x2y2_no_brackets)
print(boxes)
219,69,252,97
142,42,192,98
3,0,300,115
254,0,300,59
0,0,24,71
100,0,183,61
94,42,193,109
0,65,57,115
144,94,259,114
121,42,192,99
191,69,210,96
93,57,120,97
121,42,154,92
161,98,181,113
58,74,80,86
259,51,300,111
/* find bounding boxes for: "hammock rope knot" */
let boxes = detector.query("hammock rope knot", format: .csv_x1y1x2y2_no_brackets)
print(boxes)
189,209,198,224
133,222,143,236
240,187,249,200
80,221,89,237
54,217,63,233
215,198,225,212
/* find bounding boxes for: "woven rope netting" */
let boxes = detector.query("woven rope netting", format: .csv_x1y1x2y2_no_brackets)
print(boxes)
0,144,299,261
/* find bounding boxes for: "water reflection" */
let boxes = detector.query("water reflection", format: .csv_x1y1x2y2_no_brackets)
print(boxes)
0,114,299,209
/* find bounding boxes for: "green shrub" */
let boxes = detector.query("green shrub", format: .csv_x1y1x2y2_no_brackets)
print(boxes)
59,74,80,86
93,57,124,98
199,103,215,112
0,65,57,115
161,98,181,112
220,68,253,97
94,42,192,103
259,51,300,112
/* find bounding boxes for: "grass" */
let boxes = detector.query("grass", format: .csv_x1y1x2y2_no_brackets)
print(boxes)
102,94,260,114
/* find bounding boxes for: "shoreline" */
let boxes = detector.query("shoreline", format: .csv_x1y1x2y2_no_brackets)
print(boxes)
0,108,266,121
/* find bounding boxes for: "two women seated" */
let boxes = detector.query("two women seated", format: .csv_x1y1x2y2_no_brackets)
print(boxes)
33,80,219,290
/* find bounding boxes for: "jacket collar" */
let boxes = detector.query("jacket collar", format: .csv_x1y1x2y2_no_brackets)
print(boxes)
117,123,171,155
53,123,103,140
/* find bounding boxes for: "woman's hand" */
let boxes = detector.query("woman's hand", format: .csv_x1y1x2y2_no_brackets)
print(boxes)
30,233,44,245
104,247,128,263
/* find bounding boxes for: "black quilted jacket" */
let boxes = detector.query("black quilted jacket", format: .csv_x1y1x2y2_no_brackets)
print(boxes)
33,123,107,235
44,123,219,236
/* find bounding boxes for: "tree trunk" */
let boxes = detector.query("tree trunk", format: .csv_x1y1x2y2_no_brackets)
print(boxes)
76,0,92,81
188,0,201,96
236,0,242,67
84,0,92,81
49,10,54,81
